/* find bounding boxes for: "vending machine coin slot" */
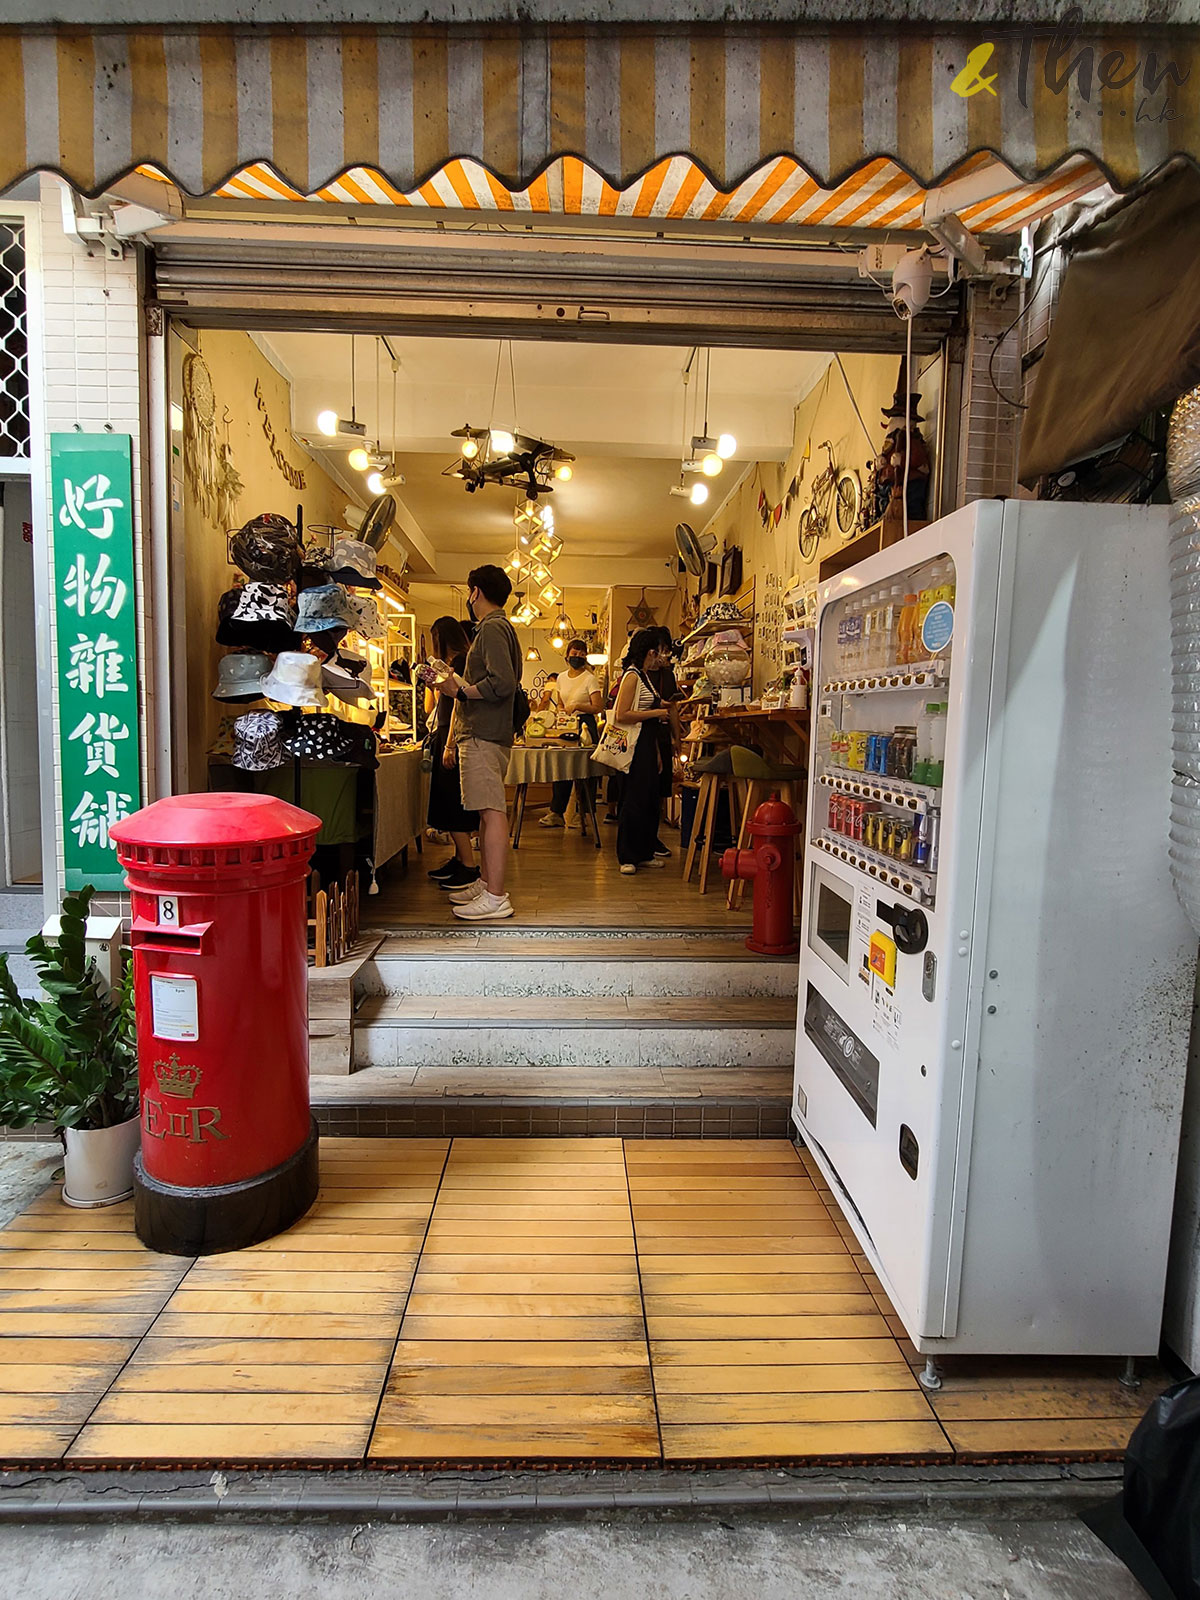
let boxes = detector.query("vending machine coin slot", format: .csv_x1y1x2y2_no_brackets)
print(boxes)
922,950,937,1002
899,1124,920,1180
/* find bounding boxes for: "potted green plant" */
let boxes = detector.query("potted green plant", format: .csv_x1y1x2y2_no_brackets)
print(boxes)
0,885,140,1207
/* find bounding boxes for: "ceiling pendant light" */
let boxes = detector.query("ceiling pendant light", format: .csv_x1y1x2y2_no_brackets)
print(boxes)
490,428,516,457
540,582,563,607
555,463,573,482
701,452,723,477
348,446,371,473
550,634,564,650
531,561,552,587
366,471,386,496
508,550,532,582
526,643,541,662
690,481,709,507
531,529,562,562
717,433,737,459
461,436,480,459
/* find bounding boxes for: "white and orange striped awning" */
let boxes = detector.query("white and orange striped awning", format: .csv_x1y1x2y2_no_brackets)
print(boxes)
209,150,1108,236
1,24,1193,212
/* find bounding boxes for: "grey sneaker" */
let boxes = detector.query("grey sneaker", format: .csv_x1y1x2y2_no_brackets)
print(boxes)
453,891,515,921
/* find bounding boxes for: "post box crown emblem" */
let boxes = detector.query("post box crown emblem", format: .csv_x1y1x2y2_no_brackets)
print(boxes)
153,1053,202,1099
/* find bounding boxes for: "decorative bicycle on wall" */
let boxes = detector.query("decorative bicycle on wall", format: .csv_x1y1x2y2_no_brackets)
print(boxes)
798,440,863,559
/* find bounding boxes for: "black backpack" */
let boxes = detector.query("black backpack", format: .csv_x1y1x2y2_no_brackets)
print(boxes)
500,618,530,736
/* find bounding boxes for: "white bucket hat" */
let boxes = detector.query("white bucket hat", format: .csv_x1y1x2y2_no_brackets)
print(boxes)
261,650,328,709
213,651,272,701
322,660,377,705
329,537,380,590
346,593,386,640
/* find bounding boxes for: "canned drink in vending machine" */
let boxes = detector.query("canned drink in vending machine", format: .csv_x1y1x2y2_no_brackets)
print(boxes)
829,792,844,834
874,734,891,775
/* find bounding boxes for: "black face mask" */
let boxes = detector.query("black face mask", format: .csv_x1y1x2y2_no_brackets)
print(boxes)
567,656,586,669
466,596,477,621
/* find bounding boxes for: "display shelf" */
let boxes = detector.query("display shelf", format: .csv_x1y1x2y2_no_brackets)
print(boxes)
812,830,936,906
818,766,940,813
681,615,754,645
821,658,948,695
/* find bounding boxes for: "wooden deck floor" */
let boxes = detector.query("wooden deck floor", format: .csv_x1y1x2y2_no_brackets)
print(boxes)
0,1139,1160,1467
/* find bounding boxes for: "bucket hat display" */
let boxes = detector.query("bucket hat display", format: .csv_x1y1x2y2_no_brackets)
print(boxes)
261,650,328,709
295,583,360,635
231,711,286,772
345,593,385,640
282,713,378,769
216,583,298,652
212,651,272,701
328,538,381,590
231,513,301,582
323,660,377,705
297,544,337,590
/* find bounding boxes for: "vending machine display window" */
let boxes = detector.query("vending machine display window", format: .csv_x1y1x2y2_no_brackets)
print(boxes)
809,863,854,984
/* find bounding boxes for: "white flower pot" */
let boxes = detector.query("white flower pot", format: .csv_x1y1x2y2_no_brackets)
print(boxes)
62,1114,141,1208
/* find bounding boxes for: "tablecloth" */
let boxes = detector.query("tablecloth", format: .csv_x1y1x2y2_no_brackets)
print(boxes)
373,747,427,867
506,743,597,786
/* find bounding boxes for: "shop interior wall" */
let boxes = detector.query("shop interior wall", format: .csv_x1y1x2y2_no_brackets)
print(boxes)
698,352,943,695
179,329,350,791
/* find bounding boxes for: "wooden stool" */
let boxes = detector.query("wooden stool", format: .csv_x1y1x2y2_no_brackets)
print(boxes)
684,770,742,895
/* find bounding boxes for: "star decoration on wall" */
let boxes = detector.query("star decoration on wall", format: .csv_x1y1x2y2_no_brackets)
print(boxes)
627,594,658,629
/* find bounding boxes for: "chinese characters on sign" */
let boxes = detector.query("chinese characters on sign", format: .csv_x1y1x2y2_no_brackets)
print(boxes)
51,435,141,890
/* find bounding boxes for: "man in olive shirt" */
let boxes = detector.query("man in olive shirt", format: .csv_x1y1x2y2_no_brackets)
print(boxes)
433,565,520,921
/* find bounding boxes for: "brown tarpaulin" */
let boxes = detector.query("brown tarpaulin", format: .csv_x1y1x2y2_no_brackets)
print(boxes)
1019,165,1200,486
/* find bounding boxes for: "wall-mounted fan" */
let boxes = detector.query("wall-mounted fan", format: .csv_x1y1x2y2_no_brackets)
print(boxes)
358,493,398,550
674,522,718,577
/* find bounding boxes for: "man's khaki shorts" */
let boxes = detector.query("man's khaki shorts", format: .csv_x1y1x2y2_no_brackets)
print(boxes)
459,736,511,814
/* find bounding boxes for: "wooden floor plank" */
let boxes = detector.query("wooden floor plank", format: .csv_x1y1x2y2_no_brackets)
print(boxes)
390,1340,649,1367
944,1418,1138,1456
411,1273,640,1294
657,1391,938,1425
390,1365,655,1396
651,1362,924,1396
0,1424,79,1459
405,1293,644,1317
115,1363,385,1394
661,1420,953,1460
89,1393,376,1426
379,1394,655,1427
368,1423,661,1460
69,1424,371,1461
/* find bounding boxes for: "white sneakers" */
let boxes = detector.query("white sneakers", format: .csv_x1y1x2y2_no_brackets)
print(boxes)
538,812,565,828
453,888,515,921
448,878,515,920
619,862,637,875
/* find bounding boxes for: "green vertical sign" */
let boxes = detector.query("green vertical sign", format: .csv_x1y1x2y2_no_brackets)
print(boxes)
51,434,141,891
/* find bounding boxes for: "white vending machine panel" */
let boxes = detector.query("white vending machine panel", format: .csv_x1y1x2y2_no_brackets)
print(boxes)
793,500,1195,1359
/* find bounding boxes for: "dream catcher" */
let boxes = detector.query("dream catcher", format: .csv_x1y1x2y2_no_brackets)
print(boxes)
215,408,244,530
183,352,221,520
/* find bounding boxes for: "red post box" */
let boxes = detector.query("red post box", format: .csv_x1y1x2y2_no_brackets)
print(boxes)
110,793,322,1255
721,794,801,957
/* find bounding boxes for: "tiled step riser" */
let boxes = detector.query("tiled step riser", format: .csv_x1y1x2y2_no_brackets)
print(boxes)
361,957,797,1000
355,1024,794,1069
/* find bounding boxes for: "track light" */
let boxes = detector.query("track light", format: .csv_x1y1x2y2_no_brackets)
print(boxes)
366,472,385,496
701,453,723,477
717,433,737,459
348,447,371,473
317,410,339,437
690,482,709,506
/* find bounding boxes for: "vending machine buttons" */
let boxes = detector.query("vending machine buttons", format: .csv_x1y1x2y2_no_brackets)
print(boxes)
868,931,897,988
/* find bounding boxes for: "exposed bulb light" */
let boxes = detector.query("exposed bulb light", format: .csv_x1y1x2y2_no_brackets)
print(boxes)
555,464,573,482
550,635,564,650
461,436,480,460
526,645,541,662
348,447,371,473
690,481,709,506
490,428,515,456
541,505,555,526
701,453,723,477
717,433,737,459
317,409,339,437
555,616,569,633
366,472,386,495
586,652,607,667
540,583,563,606
531,562,552,586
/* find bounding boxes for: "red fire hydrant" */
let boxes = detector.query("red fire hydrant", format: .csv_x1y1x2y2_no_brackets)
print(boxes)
110,792,322,1256
722,793,801,956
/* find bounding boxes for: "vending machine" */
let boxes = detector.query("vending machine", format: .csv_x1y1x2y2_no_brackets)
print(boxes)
794,499,1196,1363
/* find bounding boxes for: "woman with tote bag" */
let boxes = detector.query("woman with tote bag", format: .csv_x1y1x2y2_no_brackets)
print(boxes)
594,629,672,875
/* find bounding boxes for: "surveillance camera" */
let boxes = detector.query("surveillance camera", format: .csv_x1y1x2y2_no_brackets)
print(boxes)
891,248,933,319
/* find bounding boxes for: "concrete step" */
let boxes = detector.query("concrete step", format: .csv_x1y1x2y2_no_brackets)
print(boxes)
353,994,797,1069
311,1062,794,1139
363,931,798,1000
0,889,43,931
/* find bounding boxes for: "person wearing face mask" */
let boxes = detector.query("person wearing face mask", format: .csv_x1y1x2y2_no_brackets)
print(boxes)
539,639,604,830
612,628,673,875
431,565,521,921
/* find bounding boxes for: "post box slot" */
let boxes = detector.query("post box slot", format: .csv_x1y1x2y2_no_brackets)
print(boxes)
131,919,211,953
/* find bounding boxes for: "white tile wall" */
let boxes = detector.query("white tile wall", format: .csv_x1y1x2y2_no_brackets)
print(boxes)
34,176,153,904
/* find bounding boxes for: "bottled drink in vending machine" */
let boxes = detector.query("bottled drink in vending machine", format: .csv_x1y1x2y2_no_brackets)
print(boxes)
897,593,921,664
882,585,904,666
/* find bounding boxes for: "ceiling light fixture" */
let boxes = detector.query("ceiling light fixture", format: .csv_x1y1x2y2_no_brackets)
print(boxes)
366,471,386,496
540,582,563,606
555,464,573,482
690,482,709,507
701,452,723,477
348,447,371,473
317,409,339,437
526,644,541,662
717,432,737,459
550,635,564,650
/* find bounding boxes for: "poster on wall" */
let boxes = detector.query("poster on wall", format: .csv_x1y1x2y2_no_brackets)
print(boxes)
50,433,142,891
